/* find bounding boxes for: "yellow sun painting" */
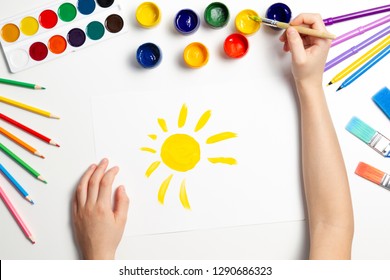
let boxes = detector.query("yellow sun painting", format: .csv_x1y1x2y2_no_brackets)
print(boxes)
141,104,238,210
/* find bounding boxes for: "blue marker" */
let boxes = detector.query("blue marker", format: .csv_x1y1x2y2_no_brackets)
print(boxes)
0,163,34,204
337,44,390,91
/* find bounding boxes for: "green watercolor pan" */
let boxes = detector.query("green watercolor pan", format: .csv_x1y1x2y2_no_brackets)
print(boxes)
0,0,127,73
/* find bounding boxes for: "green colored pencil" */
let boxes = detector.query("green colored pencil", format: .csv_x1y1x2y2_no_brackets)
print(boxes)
0,142,47,183
0,78,45,90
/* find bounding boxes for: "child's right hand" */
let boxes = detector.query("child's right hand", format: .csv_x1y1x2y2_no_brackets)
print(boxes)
279,13,331,90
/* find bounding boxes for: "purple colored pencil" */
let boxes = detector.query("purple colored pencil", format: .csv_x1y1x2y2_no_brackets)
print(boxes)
325,24,390,71
331,14,390,47
324,4,390,26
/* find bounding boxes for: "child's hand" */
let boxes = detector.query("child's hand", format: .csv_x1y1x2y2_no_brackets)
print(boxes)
279,13,331,90
72,158,130,259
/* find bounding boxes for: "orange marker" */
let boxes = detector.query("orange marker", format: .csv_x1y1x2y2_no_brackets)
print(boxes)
0,127,44,158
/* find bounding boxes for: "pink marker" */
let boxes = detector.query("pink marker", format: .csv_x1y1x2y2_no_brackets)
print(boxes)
331,14,390,47
0,186,35,244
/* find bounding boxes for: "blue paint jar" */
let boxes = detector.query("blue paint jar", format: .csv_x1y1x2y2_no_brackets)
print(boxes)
266,3,292,30
174,9,200,35
136,43,162,69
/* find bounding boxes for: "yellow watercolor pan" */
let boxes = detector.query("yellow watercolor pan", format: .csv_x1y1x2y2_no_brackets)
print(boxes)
183,42,209,68
235,9,261,35
136,2,161,28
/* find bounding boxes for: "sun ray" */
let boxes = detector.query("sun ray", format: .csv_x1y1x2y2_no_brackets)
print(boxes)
140,147,157,153
194,110,211,132
158,174,173,205
158,118,168,132
148,134,158,140
208,157,237,165
206,132,237,144
179,179,191,210
145,161,161,177
178,104,188,128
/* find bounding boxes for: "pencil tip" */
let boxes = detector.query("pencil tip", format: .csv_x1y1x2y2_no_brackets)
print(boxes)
55,144,60,147
336,86,342,92
327,81,332,86
51,115,60,119
41,87,46,90
30,237,36,244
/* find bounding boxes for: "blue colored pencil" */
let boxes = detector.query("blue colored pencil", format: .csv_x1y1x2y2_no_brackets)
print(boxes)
337,44,390,91
325,24,390,71
0,163,34,204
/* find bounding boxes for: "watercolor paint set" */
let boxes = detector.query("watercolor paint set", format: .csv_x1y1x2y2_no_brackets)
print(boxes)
0,0,127,73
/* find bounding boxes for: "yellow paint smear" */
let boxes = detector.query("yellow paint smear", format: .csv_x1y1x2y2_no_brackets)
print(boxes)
208,157,237,165
140,147,156,153
194,110,211,132
148,134,158,140
145,161,161,177
206,132,237,144
161,134,201,172
158,174,173,205
158,118,168,132
178,104,188,128
179,179,191,210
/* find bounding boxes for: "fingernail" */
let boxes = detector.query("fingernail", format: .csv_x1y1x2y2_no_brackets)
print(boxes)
101,158,108,164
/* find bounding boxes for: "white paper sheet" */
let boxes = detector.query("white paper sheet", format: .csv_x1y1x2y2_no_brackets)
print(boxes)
92,86,305,236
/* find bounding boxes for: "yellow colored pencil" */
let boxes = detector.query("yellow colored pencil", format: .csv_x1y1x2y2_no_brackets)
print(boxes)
0,95,59,119
328,35,390,85
0,127,44,158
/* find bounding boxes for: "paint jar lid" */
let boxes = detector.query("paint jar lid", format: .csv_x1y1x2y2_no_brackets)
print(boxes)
136,42,162,68
174,9,200,35
235,9,261,35
266,2,291,29
136,2,161,28
204,2,229,28
224,33,249,58
183,42,209,68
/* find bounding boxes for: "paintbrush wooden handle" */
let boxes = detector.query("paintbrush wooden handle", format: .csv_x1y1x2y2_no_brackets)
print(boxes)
276,21,336,40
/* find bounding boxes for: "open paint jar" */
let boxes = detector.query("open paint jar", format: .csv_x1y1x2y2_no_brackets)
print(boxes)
224,33,249,58
204,2,229,28
174,9,200,35
235,9,261,35
136,42,162,68
183,42,209,68
266,3,292,30
136,2,161,28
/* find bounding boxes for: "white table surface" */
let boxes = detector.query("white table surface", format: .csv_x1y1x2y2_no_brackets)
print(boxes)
0,0,389,259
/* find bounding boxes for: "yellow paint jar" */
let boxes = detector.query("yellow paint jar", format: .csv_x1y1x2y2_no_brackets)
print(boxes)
183,42,209,68
136,2,161,28
235,9,261,35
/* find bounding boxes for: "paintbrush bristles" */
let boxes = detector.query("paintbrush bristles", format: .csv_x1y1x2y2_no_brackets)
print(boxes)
355,162,384,185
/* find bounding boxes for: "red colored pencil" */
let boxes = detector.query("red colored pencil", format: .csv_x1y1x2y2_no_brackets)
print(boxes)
0,113,60,147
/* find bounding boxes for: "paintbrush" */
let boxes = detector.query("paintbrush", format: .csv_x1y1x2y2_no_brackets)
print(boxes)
355,162,390,191
346,116,390,157
249,15,336,40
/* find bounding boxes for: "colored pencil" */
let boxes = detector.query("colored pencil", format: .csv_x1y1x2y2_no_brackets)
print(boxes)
0,142,47,183
325,24,390,71
0,186,35,243
0,127,44,158
345,116,390,157
323,4,390,26
0,95,59,119
249,16,336,40
328,35,390,85
0,113,60,147
0,77,45,90
372,87,390,120
337,44,390,91
355,162,390,191
0,163,34,204
331,14,390,47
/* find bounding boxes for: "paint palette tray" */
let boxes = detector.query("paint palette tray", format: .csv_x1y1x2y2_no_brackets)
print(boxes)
0,0,127,73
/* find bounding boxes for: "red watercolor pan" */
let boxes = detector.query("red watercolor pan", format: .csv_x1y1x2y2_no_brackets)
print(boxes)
0,0,127,73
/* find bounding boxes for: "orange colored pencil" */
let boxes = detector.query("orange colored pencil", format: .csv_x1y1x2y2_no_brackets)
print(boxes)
0,127,44,158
